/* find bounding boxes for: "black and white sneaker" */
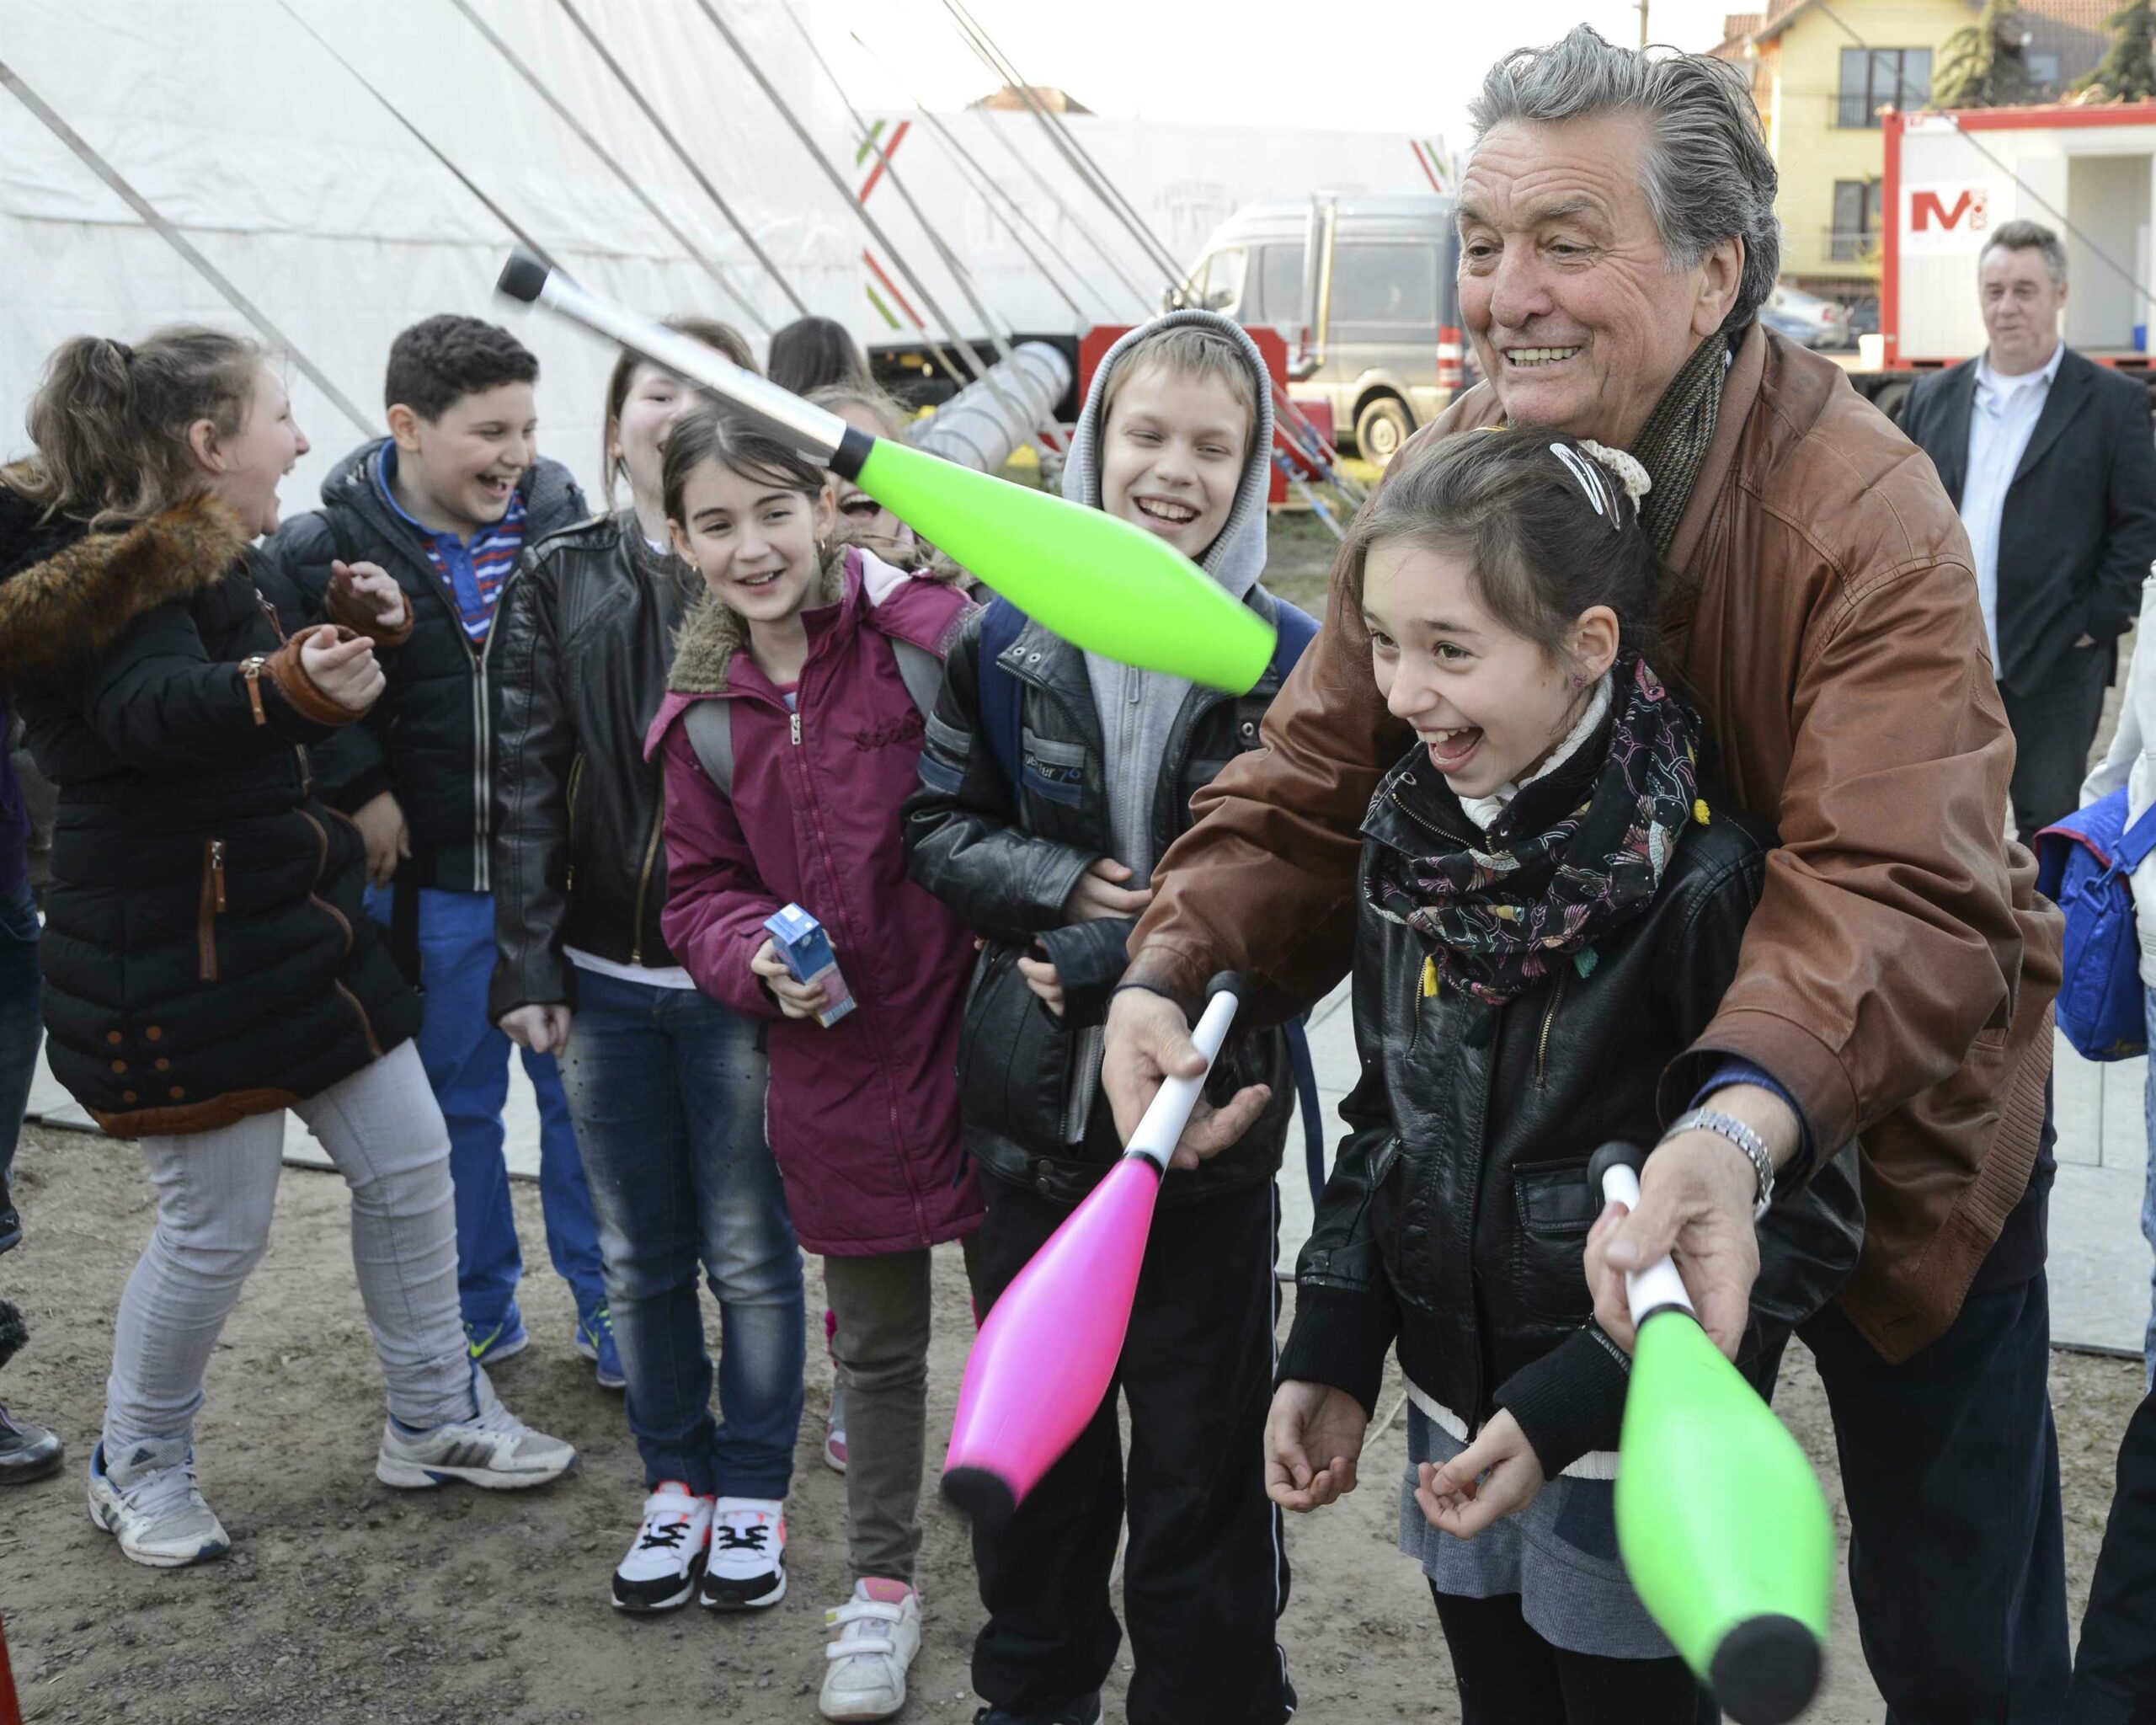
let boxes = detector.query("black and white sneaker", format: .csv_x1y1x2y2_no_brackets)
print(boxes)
700,1495,786,1610
612,1482,712,1613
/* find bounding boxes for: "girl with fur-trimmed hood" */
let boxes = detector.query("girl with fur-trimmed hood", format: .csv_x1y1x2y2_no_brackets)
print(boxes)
0,328,574,1572
646,403,978,1722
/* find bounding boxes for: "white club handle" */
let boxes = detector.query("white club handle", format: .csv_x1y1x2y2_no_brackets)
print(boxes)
1123,988,1243,1172
1598,1162,1696,1326
505,259,852,461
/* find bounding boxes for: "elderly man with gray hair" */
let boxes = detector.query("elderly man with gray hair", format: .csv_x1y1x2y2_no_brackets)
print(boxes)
1102,25,2070,1722
1900,218,2156,839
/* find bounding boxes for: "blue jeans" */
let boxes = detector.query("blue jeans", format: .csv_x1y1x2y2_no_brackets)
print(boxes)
364,885,603,1330
0,876,40,1251
556,965,803,1498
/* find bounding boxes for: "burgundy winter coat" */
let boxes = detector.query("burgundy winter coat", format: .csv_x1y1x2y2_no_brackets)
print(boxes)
648,547,981,1257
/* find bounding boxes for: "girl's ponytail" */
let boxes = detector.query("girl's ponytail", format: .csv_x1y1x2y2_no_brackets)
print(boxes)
2,327,261,529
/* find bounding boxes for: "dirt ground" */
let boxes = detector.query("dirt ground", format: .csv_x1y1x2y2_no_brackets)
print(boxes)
0,1122,2144,1725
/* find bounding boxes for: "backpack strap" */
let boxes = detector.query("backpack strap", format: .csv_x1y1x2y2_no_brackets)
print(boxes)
1267,596,1321,677
887,636,944,721
682,700,738,798
974,596,1030,792
2116,798,2156,873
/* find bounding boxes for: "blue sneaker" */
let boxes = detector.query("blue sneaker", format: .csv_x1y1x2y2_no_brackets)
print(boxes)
574,1301,626,1391
463,1307,529,1367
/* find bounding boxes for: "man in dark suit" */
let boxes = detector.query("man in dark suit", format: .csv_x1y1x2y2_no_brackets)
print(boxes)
1901,219,2156,837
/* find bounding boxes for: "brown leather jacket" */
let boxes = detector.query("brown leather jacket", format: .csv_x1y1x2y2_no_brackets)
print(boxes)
1129,322,2061,1363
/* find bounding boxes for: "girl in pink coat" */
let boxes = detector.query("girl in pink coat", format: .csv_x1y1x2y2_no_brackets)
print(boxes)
646,403,980,1722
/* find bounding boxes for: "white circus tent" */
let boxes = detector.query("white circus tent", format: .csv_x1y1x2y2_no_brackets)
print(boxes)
1,0,1437,503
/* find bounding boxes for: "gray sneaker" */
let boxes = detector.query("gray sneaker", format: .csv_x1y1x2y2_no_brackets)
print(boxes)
88,1437,230,1568
375,1376,576,1491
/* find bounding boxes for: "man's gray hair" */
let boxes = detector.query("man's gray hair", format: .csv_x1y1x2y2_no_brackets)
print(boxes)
1982,219,2067,287
1467,25,1780,334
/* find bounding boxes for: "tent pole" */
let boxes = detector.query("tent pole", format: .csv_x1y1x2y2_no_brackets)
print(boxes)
444,0,769,334
553,0,808,318
0,55,374,437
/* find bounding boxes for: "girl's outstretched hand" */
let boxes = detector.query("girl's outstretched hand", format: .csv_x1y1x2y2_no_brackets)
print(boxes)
1415,1409,1546,1540
750,937,829,1021
1265,1381,1368,1512
299,627,383,713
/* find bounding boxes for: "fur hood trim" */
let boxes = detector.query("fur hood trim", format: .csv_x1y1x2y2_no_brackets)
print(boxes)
666,537,963,695
0,493,249,688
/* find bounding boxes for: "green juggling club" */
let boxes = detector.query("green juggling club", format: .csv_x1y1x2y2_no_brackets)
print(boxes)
495,252,1275,693
1586,1141,1834,1725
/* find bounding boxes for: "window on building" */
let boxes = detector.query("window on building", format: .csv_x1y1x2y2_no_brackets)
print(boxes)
1830,179,1885,261
1837,47,1933,126
2027,51,2062,97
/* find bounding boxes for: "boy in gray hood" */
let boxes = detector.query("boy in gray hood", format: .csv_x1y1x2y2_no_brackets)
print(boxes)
904,311,1308,1725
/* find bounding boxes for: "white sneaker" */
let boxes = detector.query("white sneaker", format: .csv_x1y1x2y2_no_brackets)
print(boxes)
88,1438,230,1569
375,1376,577,1491
819,1580,921,1722
700,1495,787,1610
612,1482,713,1612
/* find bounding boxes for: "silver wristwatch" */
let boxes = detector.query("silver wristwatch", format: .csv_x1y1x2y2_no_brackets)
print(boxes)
1662,1108,1774,1220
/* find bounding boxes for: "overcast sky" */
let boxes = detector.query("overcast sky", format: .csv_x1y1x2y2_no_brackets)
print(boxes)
829,0,1742,137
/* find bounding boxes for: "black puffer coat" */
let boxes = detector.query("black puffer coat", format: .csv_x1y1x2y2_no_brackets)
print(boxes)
1277,743,1864,1480
257,441,587,891
900,592,1301,1207
0,489,421,1137
488,511,697,1018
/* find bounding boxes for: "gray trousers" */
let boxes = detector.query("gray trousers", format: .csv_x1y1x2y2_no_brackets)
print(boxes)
824,1235,981,1584
104,1039,476,1452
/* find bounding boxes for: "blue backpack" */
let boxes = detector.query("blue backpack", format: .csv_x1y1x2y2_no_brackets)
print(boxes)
974,594,1333,1201
2034,788,2156,1060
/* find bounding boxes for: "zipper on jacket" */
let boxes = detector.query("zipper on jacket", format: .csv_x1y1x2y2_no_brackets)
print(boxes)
198,840,226,981
1534,971,1567,1087
296,811,381,1056
790,711,802,746
564,753,586,889
629,793,665,966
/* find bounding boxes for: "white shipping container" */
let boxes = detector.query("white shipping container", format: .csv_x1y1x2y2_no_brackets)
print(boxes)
1886,104,2156,367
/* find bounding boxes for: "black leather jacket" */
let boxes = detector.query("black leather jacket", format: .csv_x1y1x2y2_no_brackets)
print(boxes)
901,594,1300,1206
1278,745,1864,1479
488,510,697,1019
260,441,588,892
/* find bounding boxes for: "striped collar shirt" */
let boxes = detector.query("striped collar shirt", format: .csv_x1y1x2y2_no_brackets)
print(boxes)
376,446,526,644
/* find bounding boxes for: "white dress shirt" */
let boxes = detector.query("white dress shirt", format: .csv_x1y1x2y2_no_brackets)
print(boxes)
1958,340,2065,669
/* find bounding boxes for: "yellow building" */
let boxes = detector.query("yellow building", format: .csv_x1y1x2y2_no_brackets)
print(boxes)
1710,0,2107,302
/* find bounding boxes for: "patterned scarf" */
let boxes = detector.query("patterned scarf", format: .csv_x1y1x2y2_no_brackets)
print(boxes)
1630,331,1734,561
1364,655,1704,1006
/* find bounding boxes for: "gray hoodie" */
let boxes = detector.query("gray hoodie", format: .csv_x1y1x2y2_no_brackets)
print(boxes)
1064,310,1277,886
1058,310,1276,1136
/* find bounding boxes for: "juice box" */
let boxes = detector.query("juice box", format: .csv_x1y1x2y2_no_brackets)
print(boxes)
763,903,855,1028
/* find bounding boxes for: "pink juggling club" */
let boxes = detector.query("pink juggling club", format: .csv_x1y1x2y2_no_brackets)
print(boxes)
942,973,1249,1526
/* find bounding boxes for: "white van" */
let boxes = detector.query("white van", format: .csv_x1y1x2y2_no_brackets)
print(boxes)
1174,194,1463,463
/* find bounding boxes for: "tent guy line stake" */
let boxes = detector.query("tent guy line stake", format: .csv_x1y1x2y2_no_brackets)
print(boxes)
0,54,374,436
552,0,808,318
444,0,769,334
